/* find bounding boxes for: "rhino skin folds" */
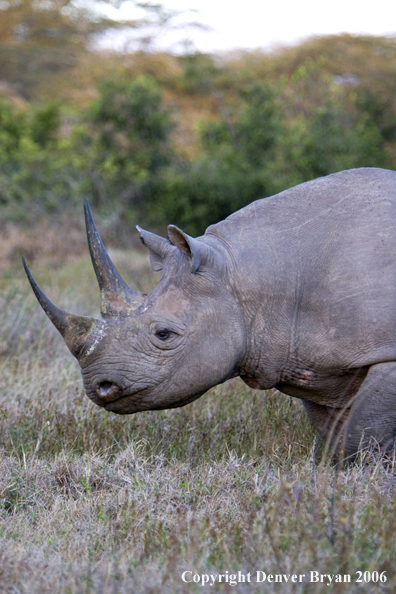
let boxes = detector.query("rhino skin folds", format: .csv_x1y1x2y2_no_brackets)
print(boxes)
24,168,396,459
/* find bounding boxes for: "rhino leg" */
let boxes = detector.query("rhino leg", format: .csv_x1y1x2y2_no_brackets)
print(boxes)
302,399,351,455
341,362,396,458
303,363,396,459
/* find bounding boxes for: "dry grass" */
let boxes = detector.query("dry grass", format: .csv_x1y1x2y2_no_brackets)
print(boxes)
1,234,395,593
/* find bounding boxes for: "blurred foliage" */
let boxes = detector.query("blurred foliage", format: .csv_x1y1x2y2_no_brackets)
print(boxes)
85,75,174,206
0,98,83,220
145,82,283,230
0,0,140,101
1,28,396,234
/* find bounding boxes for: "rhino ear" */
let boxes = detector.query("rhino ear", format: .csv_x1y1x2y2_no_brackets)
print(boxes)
136,226,173,271
167,225,209,273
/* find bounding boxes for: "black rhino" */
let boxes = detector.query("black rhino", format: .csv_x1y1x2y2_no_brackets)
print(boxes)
24,168,396,458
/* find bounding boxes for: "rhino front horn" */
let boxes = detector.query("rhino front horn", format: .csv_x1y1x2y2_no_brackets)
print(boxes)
84,200,143,317
22,258,96,358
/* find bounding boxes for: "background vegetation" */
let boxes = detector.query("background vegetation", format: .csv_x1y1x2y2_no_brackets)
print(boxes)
1,1,396,234
1,1,396,591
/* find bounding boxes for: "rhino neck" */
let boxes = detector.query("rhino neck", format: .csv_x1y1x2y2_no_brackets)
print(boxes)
204,225,299,391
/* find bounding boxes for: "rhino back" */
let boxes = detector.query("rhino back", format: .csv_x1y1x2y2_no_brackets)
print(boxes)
205,168,396,386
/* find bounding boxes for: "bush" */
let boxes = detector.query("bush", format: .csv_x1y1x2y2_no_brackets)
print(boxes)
80,75,174,215
1,48,395,233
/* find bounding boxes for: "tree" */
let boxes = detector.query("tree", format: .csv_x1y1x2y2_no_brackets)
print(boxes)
0,0,197,100
0,0,126,98
149,82,285,234
80,74,174,215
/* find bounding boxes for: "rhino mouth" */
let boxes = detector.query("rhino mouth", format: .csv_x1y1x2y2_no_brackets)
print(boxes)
102,388,150,413
89,379,148,409
101,386,208,415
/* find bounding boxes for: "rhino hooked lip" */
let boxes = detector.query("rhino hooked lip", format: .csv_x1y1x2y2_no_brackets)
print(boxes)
90,377,149,410
102,388,151,413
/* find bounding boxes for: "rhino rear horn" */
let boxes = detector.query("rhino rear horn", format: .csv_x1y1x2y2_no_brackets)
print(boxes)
84,200,143,317
23,258,96,358
167,225,211,273
136,226,173,271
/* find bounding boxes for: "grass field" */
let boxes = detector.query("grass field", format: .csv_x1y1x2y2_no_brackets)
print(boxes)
0,226,395,593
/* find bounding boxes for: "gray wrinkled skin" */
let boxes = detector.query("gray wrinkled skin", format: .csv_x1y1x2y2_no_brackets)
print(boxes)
80,251,246,414
25,168,396,458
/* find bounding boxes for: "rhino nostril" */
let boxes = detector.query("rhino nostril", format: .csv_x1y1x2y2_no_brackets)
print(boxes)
96,381,120,399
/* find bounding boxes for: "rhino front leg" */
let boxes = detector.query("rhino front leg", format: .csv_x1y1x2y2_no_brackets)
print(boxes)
303,362,396,459
341,361,396,457
302,399,351,454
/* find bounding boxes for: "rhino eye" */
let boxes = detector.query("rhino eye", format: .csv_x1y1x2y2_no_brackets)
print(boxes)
155,328,171,341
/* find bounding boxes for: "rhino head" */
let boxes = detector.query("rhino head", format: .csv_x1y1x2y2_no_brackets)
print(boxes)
24,202,246,414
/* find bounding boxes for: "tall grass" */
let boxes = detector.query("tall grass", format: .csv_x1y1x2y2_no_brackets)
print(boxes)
0,239,395,592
